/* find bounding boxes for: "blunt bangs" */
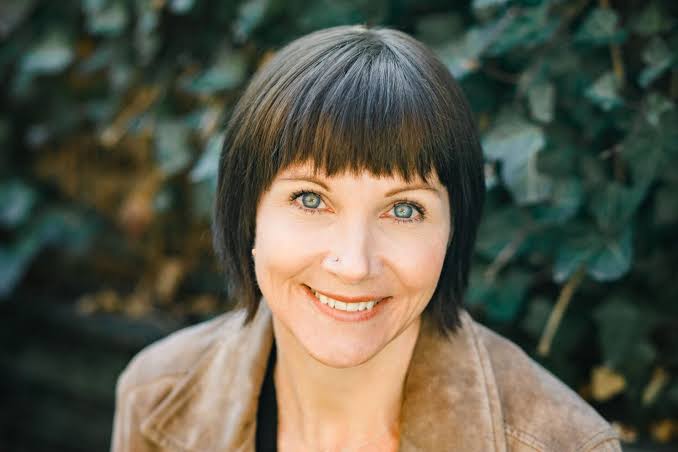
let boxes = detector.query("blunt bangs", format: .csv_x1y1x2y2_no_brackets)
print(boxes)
213,25,486,337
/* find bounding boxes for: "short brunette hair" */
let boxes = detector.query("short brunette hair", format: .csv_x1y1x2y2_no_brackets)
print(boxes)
213,25,485,337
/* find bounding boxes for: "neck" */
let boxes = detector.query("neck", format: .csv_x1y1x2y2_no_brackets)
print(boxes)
271,316,421,451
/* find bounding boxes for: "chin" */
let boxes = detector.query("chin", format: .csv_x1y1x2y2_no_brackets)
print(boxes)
305,343,380,369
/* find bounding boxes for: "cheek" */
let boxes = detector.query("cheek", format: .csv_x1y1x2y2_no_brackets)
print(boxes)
254,209,320,278
386,230,448,291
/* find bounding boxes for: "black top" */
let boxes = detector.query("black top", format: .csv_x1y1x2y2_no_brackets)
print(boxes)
255,344,278,451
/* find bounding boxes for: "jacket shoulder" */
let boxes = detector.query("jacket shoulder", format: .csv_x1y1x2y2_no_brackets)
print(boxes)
116,308,247,398
472,321,621,452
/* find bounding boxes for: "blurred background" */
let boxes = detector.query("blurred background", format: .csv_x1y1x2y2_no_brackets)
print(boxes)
1,0,677,450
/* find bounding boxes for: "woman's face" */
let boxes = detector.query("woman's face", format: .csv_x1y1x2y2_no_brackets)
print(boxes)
253,161,452,368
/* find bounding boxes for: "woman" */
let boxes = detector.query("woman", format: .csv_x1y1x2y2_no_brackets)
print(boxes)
111,25,621,451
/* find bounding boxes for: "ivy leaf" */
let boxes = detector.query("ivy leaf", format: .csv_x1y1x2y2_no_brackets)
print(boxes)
0,234,41,298
482,111,552,204
84,0,128,37
527,81,555,123
20,30,74,75
622,107,677,197
475,206,529,260
169,0,195,14
530,177,582,225
630,1,676,36
180,49,247,94
0,0,37,39
638,37,675,88
190,131,224,184
434,19,506,79
0,179,37,228
486,2,559,56
0,207,97,298
467,266,531,324
588,182,642,234
594,298,657,379
554,223,633,283
587,225,633,282
154,120,192,177
414,13,464,46
574,7,627,46
585,71,623,111
233,0,270,43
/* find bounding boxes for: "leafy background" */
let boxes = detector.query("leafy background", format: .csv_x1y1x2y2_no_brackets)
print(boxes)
1,0,677,450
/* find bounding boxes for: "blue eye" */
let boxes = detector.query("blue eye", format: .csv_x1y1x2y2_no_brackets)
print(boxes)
300,192,321,208
394,203,414,219
288,190,426,223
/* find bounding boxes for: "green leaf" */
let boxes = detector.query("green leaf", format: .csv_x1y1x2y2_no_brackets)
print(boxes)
472,0,508,17
21,30,74,75
638,37,675,88
0,179,38,228
169,0,195,14
0,207,97,297
654,184,678,226
475,206,529,260
643,92,675,127
414,13,464,46
190,131,224,183
434,20,504,79
621,107,677,196
0,0,37,39
630,1,676,36
134,0,160,64
527,81,555,123
482,112,552,204
530,177,582,224
486,2,559,55
585,71,623,111
85,1,128,36
0,234,41,298
468,267,531,323
483,112,545,161
588,225,633,281
521,296,551,339
233,0,270,42
574,7,627,46
594,298,657,378
154,120,192,177
554,223,633,283
180,50,247,94
588,182,642,233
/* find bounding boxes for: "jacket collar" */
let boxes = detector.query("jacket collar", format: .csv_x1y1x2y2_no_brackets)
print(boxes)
139,299,507,451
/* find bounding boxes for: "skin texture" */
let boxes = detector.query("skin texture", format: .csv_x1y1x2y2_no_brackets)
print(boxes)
252,161,452,451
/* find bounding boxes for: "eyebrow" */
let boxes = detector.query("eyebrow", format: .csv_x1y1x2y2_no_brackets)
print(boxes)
279,176,441,198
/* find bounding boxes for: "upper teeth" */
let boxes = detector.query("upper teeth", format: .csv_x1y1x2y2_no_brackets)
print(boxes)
313,290,381,312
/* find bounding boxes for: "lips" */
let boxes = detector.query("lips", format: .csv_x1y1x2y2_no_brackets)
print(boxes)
304,284,388,303
303,284,390,322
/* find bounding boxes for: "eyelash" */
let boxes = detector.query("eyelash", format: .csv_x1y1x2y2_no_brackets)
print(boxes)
288,189,427,224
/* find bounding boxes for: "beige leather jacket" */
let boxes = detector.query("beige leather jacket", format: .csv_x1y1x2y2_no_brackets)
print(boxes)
111,299,621,451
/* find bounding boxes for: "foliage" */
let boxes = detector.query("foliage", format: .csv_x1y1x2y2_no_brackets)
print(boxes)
1,0,677,446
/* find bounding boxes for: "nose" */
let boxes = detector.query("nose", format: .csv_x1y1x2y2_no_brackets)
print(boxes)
321,218,374,283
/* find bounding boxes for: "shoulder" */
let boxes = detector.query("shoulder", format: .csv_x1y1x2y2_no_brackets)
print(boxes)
469,319,621,452
115,308,247,399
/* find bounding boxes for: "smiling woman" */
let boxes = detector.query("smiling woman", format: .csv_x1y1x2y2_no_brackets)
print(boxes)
111,25,621,452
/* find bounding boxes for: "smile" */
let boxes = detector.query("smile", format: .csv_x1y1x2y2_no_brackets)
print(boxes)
303,284,390,321
312,289,382,312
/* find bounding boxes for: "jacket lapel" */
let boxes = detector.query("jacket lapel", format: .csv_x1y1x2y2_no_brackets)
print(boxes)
399,312,506,451
139,300,506,451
